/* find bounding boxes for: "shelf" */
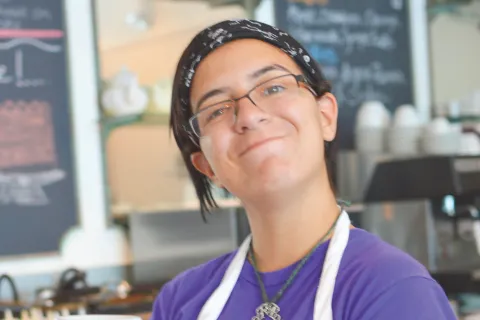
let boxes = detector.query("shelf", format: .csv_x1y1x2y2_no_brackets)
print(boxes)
428,2,480,22
111,198,242,218
99,113,170,138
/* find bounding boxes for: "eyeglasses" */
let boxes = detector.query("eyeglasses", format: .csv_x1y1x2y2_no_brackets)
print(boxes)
187,73,317,139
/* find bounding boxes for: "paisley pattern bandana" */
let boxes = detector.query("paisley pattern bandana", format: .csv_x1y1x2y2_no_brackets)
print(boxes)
177,19,320,110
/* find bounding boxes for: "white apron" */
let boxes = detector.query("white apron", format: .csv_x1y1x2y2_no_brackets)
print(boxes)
198,210,351,320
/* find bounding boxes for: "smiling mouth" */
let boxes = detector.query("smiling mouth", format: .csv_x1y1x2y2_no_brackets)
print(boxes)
239,137,282,157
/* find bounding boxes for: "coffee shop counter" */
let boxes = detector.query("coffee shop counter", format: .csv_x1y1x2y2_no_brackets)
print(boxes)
0,254,220,320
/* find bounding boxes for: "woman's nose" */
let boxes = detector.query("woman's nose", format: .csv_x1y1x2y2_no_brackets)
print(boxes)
233,96,270,133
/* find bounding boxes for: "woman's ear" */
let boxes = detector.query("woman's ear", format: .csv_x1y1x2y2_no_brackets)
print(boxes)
316,92,338,142
190,152,223,187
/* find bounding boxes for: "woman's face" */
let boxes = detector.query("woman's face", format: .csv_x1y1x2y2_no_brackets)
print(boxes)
189,39,338,199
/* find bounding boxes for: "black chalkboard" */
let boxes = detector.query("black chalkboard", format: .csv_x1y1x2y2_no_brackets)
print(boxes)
0,0,78,256
275,0,414,149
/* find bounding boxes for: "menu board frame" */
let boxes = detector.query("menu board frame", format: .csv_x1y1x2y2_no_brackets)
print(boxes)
0,0,80,257
0,0,108,263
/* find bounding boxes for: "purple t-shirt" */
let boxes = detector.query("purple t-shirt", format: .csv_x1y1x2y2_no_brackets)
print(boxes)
151,229,456,319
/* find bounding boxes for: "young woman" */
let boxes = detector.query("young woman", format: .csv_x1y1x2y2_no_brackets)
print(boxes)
151,19,456,320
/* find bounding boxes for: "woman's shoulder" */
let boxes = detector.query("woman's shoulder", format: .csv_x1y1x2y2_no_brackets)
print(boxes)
334,229,455,319
151,251,236,319
343,228,431,278
336,228,436,301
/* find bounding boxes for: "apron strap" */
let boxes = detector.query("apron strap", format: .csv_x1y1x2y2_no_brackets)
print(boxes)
313,211,351,320
198,211,351,320
197,234,252,320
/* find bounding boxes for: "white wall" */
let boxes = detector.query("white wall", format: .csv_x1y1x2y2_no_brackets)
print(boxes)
255,0,275,25
430,2,480,113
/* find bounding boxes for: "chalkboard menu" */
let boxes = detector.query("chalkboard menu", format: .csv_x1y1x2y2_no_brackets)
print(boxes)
275,0,414,149
0,0,77,256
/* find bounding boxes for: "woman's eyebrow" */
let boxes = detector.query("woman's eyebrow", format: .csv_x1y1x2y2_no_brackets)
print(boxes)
248,64,291,79
195,87,228,111
195,64,291,111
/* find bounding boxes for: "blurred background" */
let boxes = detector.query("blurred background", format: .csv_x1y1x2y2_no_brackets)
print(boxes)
0,0,479,319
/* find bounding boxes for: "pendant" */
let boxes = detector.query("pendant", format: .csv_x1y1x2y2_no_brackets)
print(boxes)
251,302,282,320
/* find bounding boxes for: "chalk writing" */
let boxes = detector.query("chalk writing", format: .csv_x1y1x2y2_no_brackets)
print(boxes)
390,0,404,10
306,44,339,65
293,28,396,53
0,100,57,169
340,62,406,86
0,5,26,29
364,9,401,29
0,38,62,51
31,7,52,22
334,82,391,107
0,37,63,88
288,0,329,5
0,3,53,29
0,169,65,206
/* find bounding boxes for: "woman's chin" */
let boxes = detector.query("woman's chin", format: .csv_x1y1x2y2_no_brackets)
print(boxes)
241,159,300,195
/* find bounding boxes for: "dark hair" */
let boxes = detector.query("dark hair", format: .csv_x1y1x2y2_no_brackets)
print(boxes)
170,44,336,222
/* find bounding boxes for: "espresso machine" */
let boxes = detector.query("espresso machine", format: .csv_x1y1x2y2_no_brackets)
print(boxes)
362,155,480,295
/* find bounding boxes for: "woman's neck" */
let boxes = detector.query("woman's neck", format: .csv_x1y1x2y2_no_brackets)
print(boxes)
242,179,340,273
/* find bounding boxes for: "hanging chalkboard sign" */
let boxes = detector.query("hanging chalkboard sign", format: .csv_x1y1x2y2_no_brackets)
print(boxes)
0,0,77,256
275,0,414,149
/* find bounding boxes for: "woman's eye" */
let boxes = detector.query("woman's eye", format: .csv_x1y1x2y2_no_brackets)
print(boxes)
263,85,285,96
207,106,229,122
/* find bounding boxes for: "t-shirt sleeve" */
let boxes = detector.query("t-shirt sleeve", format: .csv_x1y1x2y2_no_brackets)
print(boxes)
352,276,457,320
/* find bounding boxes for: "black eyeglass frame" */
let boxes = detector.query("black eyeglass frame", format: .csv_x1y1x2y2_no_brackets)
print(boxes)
185,73,318,145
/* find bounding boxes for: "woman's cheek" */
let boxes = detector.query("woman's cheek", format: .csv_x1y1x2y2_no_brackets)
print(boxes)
200,135,226,174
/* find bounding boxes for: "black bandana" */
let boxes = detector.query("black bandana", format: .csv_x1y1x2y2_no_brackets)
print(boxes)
177,19,320,110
